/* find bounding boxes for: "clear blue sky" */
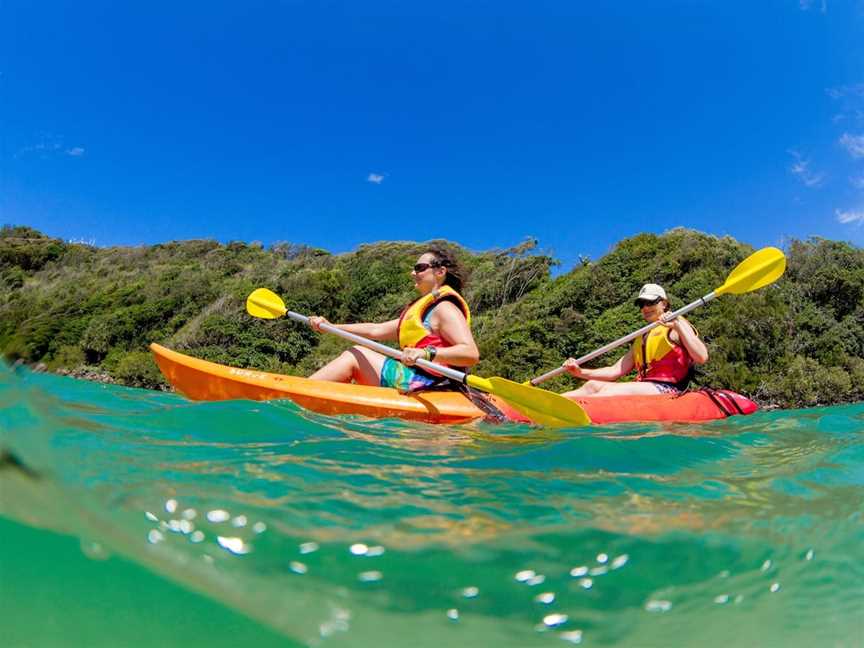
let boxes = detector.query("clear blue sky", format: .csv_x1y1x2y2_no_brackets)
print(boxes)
2,1,863,269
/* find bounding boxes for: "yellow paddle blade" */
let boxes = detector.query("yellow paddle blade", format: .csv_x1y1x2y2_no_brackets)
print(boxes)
466,375,591,428
716,247,786,296
246,288,287,319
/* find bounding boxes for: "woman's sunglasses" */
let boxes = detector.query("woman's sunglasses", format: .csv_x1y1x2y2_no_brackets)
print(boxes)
636,297,663,308
413,262,441,273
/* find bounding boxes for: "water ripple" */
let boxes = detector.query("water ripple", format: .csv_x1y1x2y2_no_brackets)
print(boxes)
2,366,863,647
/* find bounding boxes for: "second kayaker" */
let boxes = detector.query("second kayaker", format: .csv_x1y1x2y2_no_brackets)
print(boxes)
306,247,480,391
561,283,708,397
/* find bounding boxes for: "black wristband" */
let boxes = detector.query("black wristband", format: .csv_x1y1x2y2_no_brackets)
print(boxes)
426,346,438,361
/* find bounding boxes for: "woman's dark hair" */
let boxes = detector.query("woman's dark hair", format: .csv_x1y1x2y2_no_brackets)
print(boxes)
427,245,466,293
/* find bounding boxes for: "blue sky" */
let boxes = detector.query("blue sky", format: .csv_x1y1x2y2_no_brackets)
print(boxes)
2,1,863,270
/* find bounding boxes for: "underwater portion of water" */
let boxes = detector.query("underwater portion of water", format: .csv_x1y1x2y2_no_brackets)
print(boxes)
1,364,862,647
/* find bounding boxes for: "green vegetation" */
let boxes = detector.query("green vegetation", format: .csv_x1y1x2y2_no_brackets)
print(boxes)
2,224,862,408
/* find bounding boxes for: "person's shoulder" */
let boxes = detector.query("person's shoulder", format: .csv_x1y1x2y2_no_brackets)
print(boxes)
433,299,463,313
431,299,466,319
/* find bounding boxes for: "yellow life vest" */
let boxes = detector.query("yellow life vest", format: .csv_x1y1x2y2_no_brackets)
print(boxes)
397,285,471,350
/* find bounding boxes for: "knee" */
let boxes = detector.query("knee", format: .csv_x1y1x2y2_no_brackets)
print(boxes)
347,346,369,360
339,348,363,364
583,380,605,394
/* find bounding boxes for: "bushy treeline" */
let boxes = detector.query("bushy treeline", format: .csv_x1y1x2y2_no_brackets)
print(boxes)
2,224,862,408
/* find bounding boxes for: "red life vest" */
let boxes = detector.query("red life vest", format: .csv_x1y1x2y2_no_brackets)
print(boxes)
632,325,694,386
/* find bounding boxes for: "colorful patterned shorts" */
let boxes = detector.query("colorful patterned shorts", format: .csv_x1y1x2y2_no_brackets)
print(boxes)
651,381,682,395
380,357,441,393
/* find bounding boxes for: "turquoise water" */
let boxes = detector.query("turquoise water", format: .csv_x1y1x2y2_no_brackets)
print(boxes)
1,364,863,647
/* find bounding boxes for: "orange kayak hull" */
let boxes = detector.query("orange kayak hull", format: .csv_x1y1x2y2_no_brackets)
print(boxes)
150,343,483,424
495,392,757,425
150,344,757,425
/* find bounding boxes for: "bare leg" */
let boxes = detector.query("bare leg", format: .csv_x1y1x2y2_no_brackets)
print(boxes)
309,346,387,385
563,380,668,398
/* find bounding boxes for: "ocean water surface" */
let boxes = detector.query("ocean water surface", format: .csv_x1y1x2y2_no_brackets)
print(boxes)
1,363,862,647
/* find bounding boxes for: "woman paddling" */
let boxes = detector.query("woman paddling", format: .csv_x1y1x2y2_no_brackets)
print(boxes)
562,283,708,397
307,247,480,391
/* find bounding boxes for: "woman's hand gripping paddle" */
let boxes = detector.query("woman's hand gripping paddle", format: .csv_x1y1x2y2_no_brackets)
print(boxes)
246,288,591,428
529,246,787,386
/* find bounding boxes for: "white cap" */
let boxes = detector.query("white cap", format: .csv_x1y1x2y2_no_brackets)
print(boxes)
635,283,667,305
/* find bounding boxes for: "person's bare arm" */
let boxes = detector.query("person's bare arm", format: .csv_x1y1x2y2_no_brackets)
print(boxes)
563,349,635,381
308,317,399,342
403,301,479,367
664,316,708,365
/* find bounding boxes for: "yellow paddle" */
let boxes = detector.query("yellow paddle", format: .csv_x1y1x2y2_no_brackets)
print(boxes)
246,288,591,428
529,246,787,385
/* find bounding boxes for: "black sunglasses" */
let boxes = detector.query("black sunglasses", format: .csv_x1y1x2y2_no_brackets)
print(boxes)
635,297,663,308
413,261,441,273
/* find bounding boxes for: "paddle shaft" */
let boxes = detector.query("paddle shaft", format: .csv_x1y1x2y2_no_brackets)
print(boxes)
529,291,717,386
249,295,591,426
287,311,468,383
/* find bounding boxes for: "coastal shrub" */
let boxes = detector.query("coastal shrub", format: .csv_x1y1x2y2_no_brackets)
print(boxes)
112,351,166,388
48,344,86,370
468,239,556,312
0,235,65,272
278,268,347,319
846,357,864,401
1,267,26,291
762,355,853,407
81,316,116,360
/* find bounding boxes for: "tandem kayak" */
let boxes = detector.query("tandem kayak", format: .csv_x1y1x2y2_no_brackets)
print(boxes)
150,344,758,425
